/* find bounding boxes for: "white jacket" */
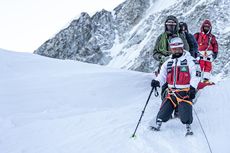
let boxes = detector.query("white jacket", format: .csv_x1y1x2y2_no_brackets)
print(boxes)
156,51,201,89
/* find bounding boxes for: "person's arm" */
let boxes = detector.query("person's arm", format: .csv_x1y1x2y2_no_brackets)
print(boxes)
153,35,164,61
210,35,218,59
191,34,199,58
193,32,199,41
188,57,201,99
212,35,218,52
188,57,201,89
180,33,190,51
155,60,168,86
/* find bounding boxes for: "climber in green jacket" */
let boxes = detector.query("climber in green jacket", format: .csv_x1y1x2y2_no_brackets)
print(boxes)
153,15,189,72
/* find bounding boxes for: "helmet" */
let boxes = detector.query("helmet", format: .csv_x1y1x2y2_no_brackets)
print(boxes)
169,37,184,48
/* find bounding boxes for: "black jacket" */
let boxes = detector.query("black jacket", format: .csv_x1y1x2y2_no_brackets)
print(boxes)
185,32,199,58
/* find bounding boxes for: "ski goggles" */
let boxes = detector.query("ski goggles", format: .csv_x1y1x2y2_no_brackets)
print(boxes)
169,42,184,48
179,22,184,26
166,20,177,25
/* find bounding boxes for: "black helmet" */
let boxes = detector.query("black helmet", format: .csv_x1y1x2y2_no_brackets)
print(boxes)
179,22,188,32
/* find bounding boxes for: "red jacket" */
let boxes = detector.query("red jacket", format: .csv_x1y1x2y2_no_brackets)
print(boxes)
194,20,218,53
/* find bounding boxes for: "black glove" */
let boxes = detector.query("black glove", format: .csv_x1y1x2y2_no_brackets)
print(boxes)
212,52,218,60
189,86,197,100
151,79,160,88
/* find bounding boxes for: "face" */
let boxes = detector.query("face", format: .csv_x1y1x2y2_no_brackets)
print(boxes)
179,23,184,31
179,25,186,32
203,24,211,33
170,47,183,55
166,20,177,33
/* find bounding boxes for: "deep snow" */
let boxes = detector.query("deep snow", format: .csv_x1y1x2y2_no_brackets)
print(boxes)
0,49,229,153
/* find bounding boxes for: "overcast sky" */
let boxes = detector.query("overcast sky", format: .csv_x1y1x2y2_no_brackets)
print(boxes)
0,0,125,52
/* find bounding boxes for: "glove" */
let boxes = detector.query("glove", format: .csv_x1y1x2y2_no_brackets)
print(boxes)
212,52,218,60
194,51,200,58
151,79,160,88
189,86,197,100
159,55,169,64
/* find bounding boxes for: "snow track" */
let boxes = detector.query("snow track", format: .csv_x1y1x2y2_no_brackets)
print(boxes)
0,49,229,153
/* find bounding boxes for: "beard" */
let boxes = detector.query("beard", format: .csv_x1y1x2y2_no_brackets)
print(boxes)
172,52,183,59
203,27,210,34
166,25,176,34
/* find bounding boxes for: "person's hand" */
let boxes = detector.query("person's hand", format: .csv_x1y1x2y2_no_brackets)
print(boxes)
159,55,169,64
151,79,160,88
189,86,197,99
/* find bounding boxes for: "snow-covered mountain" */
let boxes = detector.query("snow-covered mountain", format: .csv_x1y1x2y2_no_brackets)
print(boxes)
34,0,230,76
1,49,230,153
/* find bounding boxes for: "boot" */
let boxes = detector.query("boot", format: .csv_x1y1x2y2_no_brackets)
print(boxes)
185,124,193,136
203,78,210,83
150,119,162,131
203,78,215,85
156,119,162,130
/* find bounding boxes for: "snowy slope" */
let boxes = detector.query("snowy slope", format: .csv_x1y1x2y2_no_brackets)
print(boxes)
0,49,229,153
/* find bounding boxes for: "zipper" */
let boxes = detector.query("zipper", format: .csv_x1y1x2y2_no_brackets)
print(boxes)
173,58,178,88
177,66,180,81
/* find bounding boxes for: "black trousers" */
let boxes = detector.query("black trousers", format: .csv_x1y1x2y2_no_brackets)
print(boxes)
156,93,193,124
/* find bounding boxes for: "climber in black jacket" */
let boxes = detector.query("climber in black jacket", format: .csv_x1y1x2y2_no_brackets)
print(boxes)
179,22,199,58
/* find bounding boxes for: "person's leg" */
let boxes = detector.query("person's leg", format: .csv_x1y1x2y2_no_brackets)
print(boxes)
179,101,193,134
151,99,174,131
203,61,212,81
199,59,205,81
154,99,175,130
178,102,193,125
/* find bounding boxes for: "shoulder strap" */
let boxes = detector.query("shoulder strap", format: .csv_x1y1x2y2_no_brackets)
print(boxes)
206,34,213,51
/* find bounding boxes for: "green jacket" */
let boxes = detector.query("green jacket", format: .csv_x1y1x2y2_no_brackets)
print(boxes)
153,32,189,63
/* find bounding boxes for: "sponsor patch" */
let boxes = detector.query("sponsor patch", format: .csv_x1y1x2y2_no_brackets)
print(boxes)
180,66,188,72
180,59,187,65
196,71,201,77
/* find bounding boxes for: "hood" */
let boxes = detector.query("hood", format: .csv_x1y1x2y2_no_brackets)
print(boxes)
164,15,179,33
179,22,189,33
200,19,212,33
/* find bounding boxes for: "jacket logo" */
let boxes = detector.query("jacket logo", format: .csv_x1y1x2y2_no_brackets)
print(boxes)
180,66,188,72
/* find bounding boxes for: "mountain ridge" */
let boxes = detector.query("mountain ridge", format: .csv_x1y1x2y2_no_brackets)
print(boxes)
34,0,230,77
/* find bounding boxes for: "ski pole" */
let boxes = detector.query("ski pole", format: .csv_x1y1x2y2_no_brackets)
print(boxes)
131,87,158,138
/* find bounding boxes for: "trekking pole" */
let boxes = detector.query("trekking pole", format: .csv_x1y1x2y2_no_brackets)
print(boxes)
193,107,213,153
131,87,159,138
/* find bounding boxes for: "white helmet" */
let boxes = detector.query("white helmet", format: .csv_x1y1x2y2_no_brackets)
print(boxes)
169,37,184,48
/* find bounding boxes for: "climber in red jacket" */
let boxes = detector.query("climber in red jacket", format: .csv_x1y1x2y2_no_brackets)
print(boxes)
194,19,218,84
